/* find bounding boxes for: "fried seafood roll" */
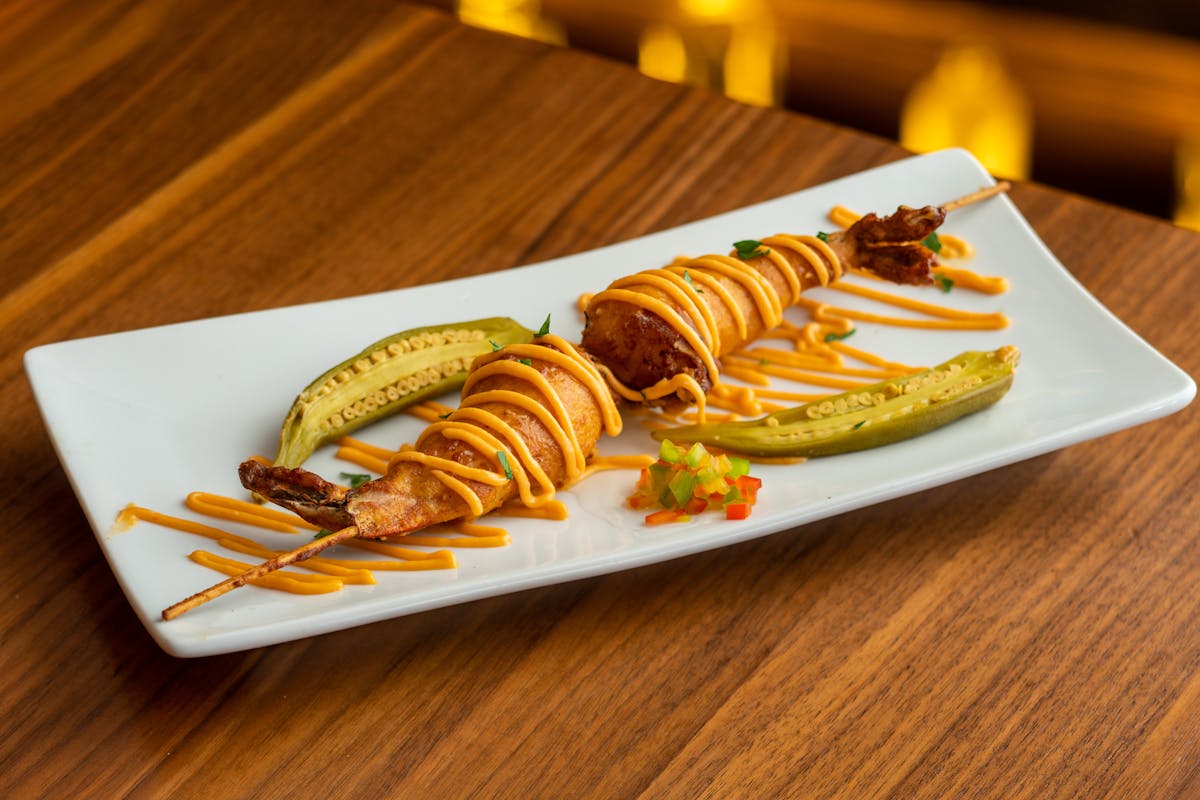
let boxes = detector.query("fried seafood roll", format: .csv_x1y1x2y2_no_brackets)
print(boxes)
240,335,621,538
581,206,944,407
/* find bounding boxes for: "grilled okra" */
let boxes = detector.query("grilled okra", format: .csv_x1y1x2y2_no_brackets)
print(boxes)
273,317,534,467
654,346,1019,457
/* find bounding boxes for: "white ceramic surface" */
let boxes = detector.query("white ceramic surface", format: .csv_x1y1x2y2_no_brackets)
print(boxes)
25,149,1195,657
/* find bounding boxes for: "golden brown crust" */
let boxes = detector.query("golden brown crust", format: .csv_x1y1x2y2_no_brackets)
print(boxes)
827,205,943,285
240,345,605,538
581,206,945,401
580,244,836,400
582,301,711,399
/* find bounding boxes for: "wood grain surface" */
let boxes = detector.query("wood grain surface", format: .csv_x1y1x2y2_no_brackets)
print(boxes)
2,2,1198,798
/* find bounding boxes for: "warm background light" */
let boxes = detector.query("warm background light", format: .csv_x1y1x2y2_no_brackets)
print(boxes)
900,45,1031,180
1176,137,1200,231
441,0,1198,230
456,0,565,44
635,0,782,106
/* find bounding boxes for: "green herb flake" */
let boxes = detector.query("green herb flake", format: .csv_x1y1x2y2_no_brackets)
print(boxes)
824,329,856,343
935,274,955,293
519,358,533,366
536,314,551,337
339,472,371,489
758,357,769,367
852,420,866,430
682,270,704,294
497,450,514,480
816,231,830,243
314,528,335,540
439,412,452,420
489,340,502,352
733,239,770,260
922,231,943,253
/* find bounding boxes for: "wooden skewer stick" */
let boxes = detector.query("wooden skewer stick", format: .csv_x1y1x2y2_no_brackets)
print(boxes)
161,525,360,620
943,181,1011,212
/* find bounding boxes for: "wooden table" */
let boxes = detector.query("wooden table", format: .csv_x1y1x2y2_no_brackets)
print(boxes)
3,2,1198,797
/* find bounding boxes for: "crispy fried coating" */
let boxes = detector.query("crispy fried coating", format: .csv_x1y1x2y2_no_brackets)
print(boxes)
240,348,604,538
828,205,943,286
581,205,943,401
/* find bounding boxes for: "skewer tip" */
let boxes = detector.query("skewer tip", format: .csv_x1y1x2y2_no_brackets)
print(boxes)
161,525,359,620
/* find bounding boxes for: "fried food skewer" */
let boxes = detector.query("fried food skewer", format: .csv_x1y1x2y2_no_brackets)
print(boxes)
582,184,1009,409
942,180,1011,212
161,525,358,620
163,335,618,619
162,183,1010,619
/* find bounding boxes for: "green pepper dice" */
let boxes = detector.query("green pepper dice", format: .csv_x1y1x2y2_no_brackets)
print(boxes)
653,346,1020,458
273,317,534,468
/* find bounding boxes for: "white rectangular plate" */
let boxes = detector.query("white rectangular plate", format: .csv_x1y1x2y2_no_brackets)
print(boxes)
26,149,1195,657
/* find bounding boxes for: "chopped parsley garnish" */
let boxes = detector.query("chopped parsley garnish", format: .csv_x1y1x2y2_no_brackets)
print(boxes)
816,231,830,243
489,340,502,352
497,450,514,480
314,528,335,540
518,358,533,366
339,472,371,489
682,269,704,293
934,273,955,293
535,314,551,337
439,412,452,419
852,420,866,430
824,329,856,343
922,231,943,253
733,239,770,260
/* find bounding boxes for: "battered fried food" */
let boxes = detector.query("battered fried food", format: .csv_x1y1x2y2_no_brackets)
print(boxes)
240,335,617,539
581,205,944,406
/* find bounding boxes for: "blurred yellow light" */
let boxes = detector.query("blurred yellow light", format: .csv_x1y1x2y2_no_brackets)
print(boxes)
682,0,740,18
1175,137,1200,231
639,0,781,107
456,0,565,45
639,24,691,84
901,45,1031,179
724,23,781,106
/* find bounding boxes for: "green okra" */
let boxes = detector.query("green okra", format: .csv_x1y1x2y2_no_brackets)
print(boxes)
273,317,534,468
653,346,1020,457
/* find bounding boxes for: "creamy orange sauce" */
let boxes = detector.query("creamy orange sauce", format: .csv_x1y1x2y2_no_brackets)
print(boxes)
388,334,622,519
587,234,844,421
569,454,657,486
120,503,458,588
588,205,1012,428
829,204,1007,293
404,399,456,423
820,283,1010,329
582,206,1006,423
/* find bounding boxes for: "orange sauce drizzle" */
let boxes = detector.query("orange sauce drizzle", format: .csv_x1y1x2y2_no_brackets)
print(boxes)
590,205,1012,426
829,204,1007,293
386,334,623,520
587,234,844,419
404,399,456,423
569,454,657,485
